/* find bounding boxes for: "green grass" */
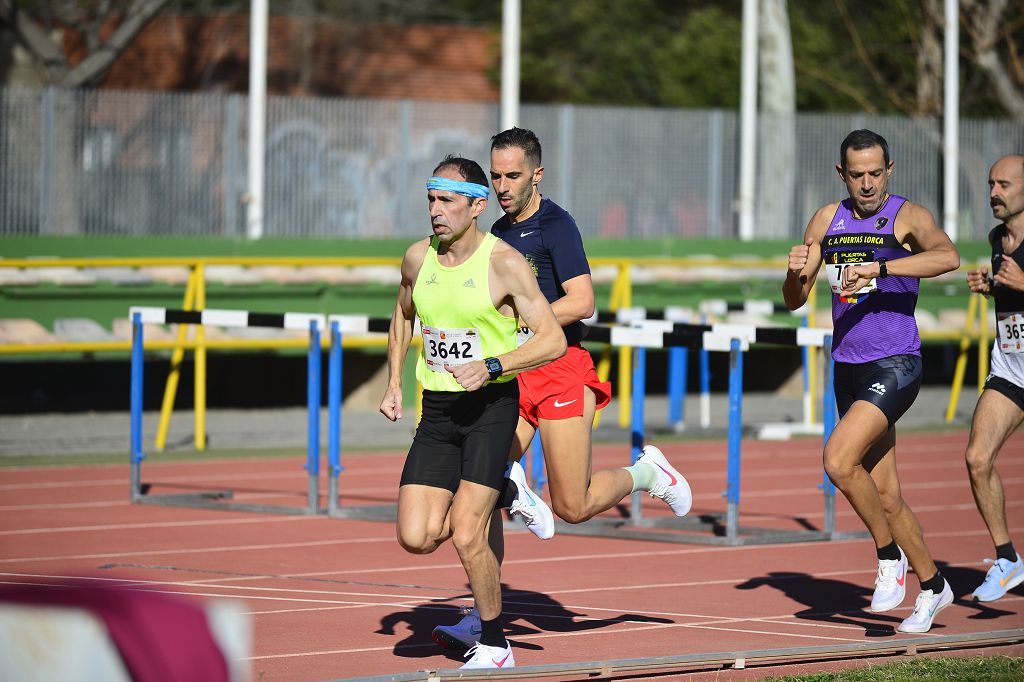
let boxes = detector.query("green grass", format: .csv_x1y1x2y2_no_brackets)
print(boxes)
769,655,1024,680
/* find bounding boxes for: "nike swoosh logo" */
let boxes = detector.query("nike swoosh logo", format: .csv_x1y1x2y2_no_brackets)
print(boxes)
553,398,577,408
493,651,511,667
896,569,906,587
520,231,534,237
654,462,677,486
1001,567,1021,587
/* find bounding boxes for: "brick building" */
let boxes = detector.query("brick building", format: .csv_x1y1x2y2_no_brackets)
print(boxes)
66,13,499,102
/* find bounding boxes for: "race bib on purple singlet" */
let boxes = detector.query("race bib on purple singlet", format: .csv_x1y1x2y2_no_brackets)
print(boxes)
825,250,877,296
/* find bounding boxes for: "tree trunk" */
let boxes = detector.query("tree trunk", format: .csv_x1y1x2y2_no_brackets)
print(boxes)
758,0,796,238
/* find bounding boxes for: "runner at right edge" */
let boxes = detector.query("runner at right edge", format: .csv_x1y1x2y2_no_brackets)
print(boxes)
783,129,960,633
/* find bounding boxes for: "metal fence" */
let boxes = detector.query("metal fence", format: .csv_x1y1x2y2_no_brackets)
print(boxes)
2,86,1022,241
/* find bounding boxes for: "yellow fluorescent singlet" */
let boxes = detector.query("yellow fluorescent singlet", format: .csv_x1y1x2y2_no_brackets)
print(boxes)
413,233,517,391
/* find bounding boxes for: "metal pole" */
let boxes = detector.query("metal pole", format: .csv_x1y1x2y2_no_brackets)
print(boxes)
737,0,760,241
821,336,838,536
327,321,342,515
39,88,54,235
942,0,959,242
130,312,145,502
223,95,241,236
708,110,723,237
500,0,521,131
306,320,321,514
726,339,744,543
700,348,711,428
668,346,688,432
801,315,812,428
630,346,646,522
529,433,546,494
246,0,268,239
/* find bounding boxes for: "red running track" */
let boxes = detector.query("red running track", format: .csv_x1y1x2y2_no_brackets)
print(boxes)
0,430,1021,680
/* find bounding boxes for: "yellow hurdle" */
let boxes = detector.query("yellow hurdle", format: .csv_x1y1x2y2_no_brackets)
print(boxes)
155,269,198,451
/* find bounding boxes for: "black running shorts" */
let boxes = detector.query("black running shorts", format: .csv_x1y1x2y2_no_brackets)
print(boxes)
985,374,1024,412
400,380,519,493
833,354,922,428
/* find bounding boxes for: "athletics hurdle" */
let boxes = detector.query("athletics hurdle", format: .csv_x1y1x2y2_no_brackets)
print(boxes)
554,319,865,546
597,301,818,436
128,307,395,519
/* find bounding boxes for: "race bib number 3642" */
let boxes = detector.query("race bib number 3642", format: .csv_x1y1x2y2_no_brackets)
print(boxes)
997,312,1024,354
422,326,483,372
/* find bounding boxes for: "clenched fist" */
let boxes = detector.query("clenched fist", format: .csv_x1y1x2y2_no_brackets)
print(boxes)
966,266,991,296
788,237,814,275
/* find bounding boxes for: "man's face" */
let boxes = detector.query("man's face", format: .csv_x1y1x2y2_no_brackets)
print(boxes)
989,156,1024,224
427,168,484,244
837,145,893,217
490,146,542,219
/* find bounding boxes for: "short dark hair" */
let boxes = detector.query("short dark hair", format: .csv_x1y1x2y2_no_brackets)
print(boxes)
432,154,489,194
840,129,890,170
491,127,542,168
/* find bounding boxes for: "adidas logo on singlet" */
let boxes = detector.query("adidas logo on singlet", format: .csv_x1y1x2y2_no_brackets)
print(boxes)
463,279,475,288
869,382,886,396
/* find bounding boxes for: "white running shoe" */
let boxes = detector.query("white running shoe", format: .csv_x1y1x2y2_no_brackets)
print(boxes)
637,445,692,516
869,547,908,612
461,641,515,669
972,553,1024,602
431,606,480,650
506,460,555,540
897,580,954,634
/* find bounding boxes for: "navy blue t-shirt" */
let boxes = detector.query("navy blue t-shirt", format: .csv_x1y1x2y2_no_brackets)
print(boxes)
491,198,591,345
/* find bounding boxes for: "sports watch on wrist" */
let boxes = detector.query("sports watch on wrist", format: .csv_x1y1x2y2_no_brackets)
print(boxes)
484,357,503,381
876,257,888,278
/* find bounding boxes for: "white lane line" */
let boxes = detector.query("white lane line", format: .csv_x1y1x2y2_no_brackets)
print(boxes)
0,536,394,564
0,500,133,511
244,619,865,661
0,515,315,536
3,571,1014,653
166,528,1007,586
0,572,458,603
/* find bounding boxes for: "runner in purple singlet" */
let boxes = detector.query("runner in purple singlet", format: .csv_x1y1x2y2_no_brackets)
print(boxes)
783,130,960,633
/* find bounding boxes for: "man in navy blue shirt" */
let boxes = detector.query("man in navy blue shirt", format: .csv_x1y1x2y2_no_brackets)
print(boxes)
432,128,692,651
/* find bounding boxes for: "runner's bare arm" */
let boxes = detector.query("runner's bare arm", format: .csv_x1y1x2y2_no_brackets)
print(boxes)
501,250,567,373
783,205,831,310
550,273,596,325
380,239,428,421
843,203,959,292
445,247,566,391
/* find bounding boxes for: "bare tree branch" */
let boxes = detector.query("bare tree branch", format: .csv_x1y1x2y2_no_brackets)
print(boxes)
962,0,1024,120
916,0,943,116
62,0,170,87
794,61,879,113
0,0,70,80
833,0,913,114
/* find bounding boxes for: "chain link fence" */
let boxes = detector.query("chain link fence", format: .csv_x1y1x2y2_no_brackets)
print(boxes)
2,86,1021,241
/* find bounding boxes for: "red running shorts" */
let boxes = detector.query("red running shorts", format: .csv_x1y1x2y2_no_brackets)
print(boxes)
517,345,612,427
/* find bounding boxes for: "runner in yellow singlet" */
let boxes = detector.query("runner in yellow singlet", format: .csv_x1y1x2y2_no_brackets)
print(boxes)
379,155,565,670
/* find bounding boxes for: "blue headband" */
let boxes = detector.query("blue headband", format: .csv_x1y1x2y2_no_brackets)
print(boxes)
426,176,489,199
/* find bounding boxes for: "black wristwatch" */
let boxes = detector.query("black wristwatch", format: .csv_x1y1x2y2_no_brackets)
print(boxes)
877,258,888,278
484,357,503,381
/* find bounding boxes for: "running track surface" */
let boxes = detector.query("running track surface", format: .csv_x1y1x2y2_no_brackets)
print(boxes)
0,431,1022,681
